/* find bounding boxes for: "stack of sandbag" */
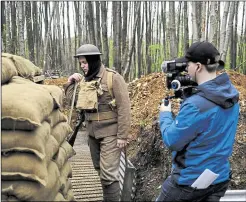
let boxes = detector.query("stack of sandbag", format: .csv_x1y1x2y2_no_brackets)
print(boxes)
2,75,76,201
1,53,42,84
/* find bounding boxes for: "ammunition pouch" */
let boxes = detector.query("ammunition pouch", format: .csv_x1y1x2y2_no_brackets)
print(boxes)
85,111,117,121
76,79,103,111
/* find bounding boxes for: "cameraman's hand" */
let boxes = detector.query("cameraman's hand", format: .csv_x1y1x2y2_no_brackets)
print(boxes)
159,100,172,112
68,73,83,83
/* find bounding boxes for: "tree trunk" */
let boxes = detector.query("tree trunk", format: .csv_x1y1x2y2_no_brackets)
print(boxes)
176,2,182,55
230,2,239,69
43,2,57,72
114,2,122,74
11,2,17,54
161,2,167,59
183,1,189,52
16,2,25,57
26,1,35,62
191,2,199,42
221,2,235,63
32,2,38,64
208,2,218,45
101,1,109,67
86,2,96,45
67,2,72,72
137,2,142,78
123,2,141,81
95,1,102,52
146,2,152,74
169,2,177,58
200,2,207,41
122,2,128,55
1,1,6,52
219,2,230,54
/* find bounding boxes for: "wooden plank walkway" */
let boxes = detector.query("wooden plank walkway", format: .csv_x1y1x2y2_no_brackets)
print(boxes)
70,131,103,201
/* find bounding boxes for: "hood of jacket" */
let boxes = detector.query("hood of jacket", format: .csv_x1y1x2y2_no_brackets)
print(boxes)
196,73,239,109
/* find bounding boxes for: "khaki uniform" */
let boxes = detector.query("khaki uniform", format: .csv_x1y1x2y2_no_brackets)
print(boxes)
64,65,131,185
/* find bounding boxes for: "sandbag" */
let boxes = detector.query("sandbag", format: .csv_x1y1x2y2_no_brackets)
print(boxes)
1,57,18,84
1,194,19,201
66,189,76,202
60,161,73,179
2,82,55,130
42,85,64,109
53,140,76,170
52,122,73,145
54,192,66,201
59,178,73,199
2,53,42,78
1,121,51,160
10,75,34,84
45,109,67,128
44,135,59,163
10,76,62,109
2,152,48,186
1,161,61,201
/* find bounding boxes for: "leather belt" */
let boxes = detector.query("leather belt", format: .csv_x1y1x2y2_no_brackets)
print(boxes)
85,111,117,121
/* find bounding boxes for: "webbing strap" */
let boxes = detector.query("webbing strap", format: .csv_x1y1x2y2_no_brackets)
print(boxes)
107,71,114,98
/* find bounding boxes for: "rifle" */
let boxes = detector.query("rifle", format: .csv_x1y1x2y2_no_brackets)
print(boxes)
67,110,85,147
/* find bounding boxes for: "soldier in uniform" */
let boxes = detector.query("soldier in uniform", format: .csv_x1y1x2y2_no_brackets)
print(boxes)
64,44,131,201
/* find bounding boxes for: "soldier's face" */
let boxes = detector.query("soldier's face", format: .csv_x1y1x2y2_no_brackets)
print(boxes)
79,56,89,75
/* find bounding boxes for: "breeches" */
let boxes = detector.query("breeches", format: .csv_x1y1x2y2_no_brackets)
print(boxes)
88,135,121,186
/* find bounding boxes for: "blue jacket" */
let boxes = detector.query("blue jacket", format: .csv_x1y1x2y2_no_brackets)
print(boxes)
159,73,240,185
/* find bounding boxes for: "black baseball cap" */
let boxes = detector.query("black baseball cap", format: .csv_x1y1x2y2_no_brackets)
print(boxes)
175,41,225,70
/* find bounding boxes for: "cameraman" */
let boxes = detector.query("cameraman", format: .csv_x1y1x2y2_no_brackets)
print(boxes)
157,41,240,201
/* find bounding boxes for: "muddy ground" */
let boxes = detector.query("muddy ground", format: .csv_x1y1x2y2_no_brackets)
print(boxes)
45,70,246,201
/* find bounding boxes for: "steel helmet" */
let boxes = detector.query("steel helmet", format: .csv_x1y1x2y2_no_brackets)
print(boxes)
74,44,102,58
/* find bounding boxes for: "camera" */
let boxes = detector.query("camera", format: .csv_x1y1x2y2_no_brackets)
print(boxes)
161,60,197,99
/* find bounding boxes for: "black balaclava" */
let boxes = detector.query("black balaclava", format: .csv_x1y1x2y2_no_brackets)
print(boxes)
83,55,101,81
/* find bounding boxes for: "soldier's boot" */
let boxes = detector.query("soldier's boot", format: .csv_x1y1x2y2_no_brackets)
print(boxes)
102,181,120,202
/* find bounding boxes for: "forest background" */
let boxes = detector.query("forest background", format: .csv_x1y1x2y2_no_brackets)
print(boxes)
1,1,246,81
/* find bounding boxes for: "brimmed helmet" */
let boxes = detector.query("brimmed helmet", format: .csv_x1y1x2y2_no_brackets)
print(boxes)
74,44,102,58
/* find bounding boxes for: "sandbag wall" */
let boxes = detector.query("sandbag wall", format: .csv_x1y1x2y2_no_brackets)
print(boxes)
1,53,42,84
1,54,76,201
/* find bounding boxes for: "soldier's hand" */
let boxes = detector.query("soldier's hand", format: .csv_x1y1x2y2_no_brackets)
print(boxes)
68,73,83,83
117,139,128,148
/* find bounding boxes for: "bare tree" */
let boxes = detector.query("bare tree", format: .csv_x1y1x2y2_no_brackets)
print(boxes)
123,2,141,80
230,2,239,69
208,2,218,44
1,1,6,52
26,1,35,62
95,1,102,52
11,2,17,54
169,2,177,58
221,2,235,63
219,2,230,54
67,2,72,72
16,2,25,57
86,2,96,45
161,2,167,59
43,2,57,72
191,2,199,42
183,1,189,52
145,2,151,74
101,1,109,67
